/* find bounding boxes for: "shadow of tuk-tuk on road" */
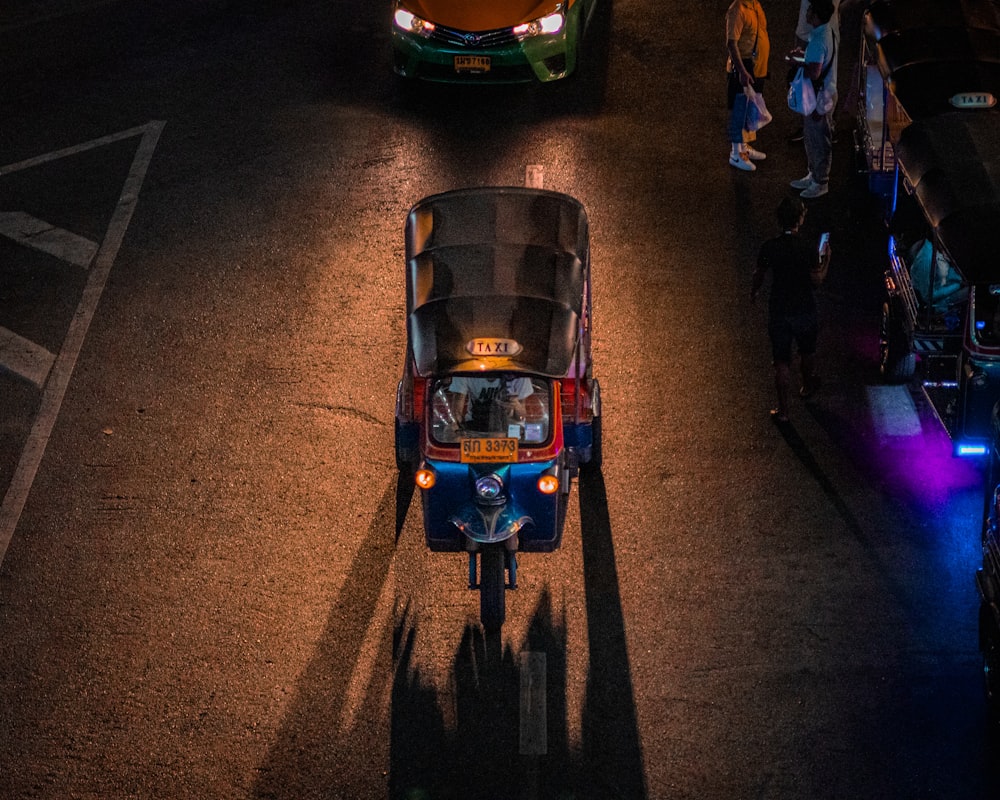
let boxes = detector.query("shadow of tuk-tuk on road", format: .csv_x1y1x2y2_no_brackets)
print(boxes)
389,468,647,800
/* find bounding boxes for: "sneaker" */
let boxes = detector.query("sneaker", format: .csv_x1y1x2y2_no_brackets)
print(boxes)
729,152,756,172
800,181,829,199
789,173,814,190
745,146,767,161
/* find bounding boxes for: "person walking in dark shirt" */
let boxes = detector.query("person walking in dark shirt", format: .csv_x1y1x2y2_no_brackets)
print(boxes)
751,195,830,422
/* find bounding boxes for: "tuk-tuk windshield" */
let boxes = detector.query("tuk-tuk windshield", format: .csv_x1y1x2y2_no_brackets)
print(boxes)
429,375,553,445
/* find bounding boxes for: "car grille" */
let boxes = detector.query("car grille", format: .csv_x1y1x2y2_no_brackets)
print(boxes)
428,25,519,49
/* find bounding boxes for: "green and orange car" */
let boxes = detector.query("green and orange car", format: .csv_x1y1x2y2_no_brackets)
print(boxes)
391,0,598,83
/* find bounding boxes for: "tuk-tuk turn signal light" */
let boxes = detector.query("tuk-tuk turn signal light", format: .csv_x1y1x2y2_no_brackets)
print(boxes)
537,474,559,495
415,468,436,490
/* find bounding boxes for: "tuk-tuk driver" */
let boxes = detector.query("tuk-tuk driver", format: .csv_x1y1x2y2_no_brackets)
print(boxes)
447,375,533,432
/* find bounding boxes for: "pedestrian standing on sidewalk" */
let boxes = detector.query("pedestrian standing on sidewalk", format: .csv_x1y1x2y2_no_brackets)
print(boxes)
787,0,843,143
751,195,831,423
726,0,770,171
790,0,838,199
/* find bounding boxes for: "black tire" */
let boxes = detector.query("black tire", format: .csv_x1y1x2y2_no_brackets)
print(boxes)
981,604,1000,725
879,300,916,382
581,415,602,473
985,451,998,545
394,419,416,473
479,546,506,632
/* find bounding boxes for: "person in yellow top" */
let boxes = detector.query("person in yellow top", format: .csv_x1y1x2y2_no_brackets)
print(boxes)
726,0,771,171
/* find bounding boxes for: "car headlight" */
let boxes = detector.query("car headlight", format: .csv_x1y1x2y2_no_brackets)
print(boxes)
513,11,564,39
394,7,435,37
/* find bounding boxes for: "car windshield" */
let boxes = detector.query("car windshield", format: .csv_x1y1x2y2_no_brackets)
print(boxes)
430,375,552,444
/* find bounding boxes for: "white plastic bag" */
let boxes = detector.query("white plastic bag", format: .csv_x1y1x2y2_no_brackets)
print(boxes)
745,87,773,131
787,67,816,115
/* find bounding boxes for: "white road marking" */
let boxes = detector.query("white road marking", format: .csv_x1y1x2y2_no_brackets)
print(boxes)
0,122,160,176
866,385,924,437
519,650,547,755
0,120,165,565
525,164,544,188
0,326,55,388
0,211,98,268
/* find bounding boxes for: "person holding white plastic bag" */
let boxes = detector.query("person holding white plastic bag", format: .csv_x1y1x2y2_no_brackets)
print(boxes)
725,0,770,171
790,0,837,198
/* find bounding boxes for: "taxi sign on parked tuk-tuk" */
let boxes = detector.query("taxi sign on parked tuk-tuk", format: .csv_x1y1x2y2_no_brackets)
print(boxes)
950,92,997,109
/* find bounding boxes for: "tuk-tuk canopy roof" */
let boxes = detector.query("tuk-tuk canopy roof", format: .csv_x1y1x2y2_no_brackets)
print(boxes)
867,0,1000,118
404,187,590,377
896,109,1000,284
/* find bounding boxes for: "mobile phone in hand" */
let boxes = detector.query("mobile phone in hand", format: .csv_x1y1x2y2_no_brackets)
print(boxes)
818,232,830,253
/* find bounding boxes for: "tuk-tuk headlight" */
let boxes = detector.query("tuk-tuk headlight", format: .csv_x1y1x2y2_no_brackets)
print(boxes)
475,474,503,500
415,468,436,490
537,474,559,495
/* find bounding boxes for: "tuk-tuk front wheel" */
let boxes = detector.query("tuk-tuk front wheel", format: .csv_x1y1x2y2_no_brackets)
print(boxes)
879,300,916,382
394,419,417,472
981,603,1000,725
582,415,603,473
479,545,507,632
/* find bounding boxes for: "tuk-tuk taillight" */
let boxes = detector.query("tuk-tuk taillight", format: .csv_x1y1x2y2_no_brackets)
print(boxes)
412,378,426,419
415,468,436,489
561,377,593,422
537,474,559,495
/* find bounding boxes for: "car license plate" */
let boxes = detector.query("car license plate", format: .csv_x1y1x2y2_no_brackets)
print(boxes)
454,55,491,73
460,437,518,463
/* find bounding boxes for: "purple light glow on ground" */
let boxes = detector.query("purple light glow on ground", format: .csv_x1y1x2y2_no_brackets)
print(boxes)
861,388,983,515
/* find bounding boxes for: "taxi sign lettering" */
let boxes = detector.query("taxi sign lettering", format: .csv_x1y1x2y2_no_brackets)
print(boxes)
466,338,522,357
950,92,997,109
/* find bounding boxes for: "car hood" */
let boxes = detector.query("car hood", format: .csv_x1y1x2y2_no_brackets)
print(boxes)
402,0,563,30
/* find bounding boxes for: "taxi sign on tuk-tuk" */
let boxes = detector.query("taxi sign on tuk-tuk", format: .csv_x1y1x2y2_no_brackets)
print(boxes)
950,92,997,109
466,338,522,357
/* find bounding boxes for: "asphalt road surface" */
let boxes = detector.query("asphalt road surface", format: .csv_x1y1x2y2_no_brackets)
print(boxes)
1,1,998,798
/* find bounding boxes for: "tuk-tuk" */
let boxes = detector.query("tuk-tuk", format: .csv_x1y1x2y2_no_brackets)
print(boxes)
394,187,601,632
852,0,1000,204
860,2,1000,719
853,0,1000,457
981,409,1000,721
853,0,913,200
880,109,1000,457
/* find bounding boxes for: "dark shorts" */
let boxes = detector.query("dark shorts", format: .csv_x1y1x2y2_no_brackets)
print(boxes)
768,312,818,363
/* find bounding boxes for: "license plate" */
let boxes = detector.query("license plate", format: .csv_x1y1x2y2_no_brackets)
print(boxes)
454,55,491,73
460,437,518,463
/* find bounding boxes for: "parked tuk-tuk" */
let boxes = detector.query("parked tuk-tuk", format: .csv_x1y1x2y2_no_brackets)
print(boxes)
852,0,1000,204
881,109,1000,457
853,1,912,200
858,0,1000,721
853,0,1000,457
394,187,601,632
